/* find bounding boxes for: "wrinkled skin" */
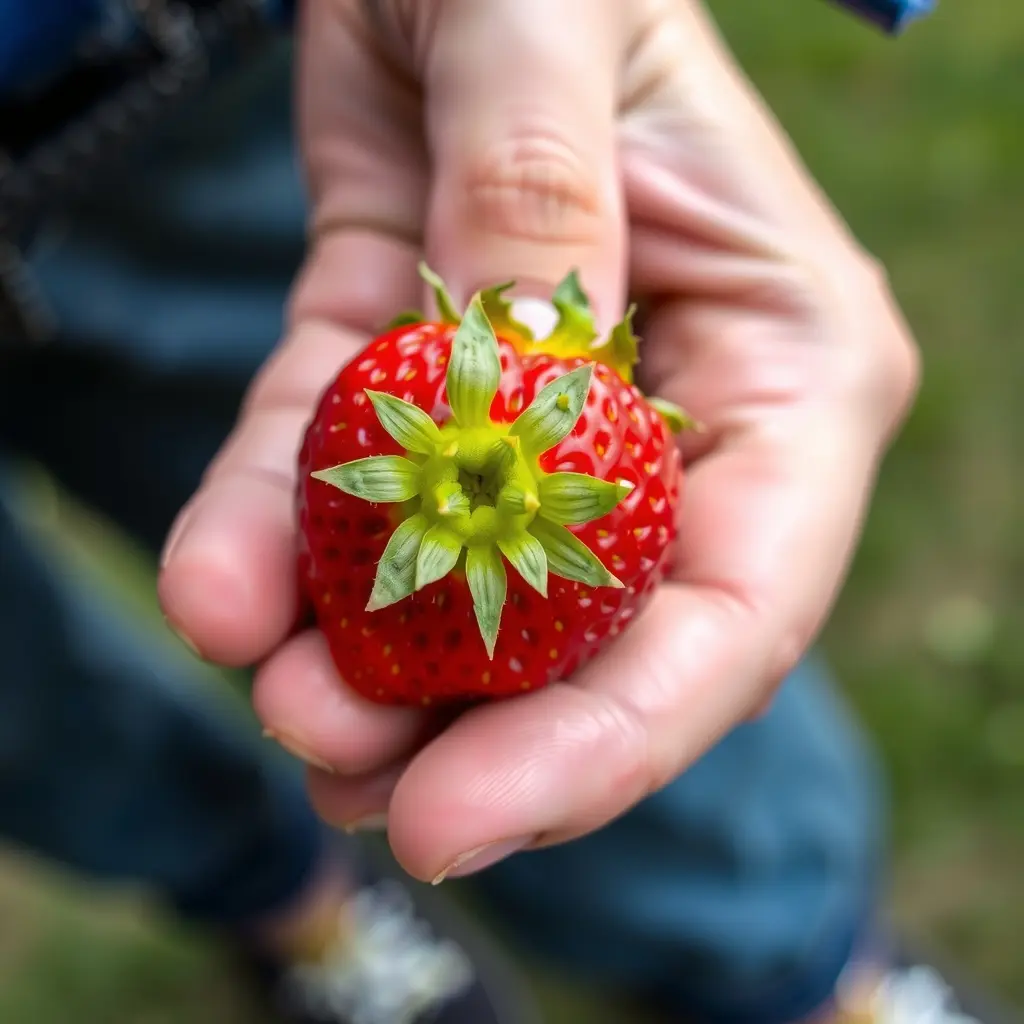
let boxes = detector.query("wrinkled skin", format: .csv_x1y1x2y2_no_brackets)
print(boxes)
160,0,920,885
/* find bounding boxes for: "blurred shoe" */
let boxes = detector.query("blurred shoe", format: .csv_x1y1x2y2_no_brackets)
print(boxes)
242,845,539,1024
835,945,1022,1024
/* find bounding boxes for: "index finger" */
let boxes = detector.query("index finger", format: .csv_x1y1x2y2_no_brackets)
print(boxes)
158,1,426,664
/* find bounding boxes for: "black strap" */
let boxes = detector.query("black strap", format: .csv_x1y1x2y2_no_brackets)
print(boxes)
0,0,277,346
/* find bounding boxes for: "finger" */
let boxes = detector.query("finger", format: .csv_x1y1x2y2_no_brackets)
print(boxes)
159,0,428,664
621,0,874,266
379,581,767,883
158,271,413,665
421,0,628,325
380,403,877,882
253,631,430,776
307,761,410,833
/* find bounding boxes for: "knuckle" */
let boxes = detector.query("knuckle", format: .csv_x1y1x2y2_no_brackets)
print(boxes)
882,327,922,427
565,684,654,803
601,691,655,794
786,242,920,433
844,248,922,427
464,133,606,245
770,627,812,692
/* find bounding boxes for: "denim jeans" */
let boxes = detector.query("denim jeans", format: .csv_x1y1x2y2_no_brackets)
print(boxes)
0,41,886,1024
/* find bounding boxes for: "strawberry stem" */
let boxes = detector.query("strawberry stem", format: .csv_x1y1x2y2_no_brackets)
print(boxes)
497,531,549,598
416,524,463,589
419,262,461,323
591,304,640,383
366,514,428,611
415,264,645,383
508,364,593,458
547,270,599,350
366,390,442,453
537,473,633,526
445,297,502,428
385,310,425,329
480,280,535,341
495,481,539,517
312,286,631,657
648,396,703,434
528,518,625,590
311,455,420,502
465,546,506,658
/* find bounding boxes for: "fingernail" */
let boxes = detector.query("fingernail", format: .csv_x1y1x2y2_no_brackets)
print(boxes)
509,297,559,340
343,812,389,834
161,503,196,568
164,616,204,660
431,836,532,885
263,728,336,774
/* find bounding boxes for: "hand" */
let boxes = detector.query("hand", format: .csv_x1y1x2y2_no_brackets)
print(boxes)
158,0,919,883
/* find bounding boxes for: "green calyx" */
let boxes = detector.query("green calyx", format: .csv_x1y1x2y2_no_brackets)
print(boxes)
394,263,538,342
386,264,695,436
647,396,704,435
312,292,631,658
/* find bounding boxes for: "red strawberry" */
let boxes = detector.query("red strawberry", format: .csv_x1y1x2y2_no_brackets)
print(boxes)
297,268,689,706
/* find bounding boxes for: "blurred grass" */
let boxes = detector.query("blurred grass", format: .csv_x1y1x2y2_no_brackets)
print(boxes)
2,0,1024,1019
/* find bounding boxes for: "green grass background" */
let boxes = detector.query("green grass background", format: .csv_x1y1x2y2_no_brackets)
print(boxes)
2,0,1023,1019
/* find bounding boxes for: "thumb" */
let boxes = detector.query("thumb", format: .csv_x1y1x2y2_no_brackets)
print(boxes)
421,0,628,332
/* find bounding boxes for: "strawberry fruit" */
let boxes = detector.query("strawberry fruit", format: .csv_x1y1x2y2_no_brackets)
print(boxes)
297,268,687,705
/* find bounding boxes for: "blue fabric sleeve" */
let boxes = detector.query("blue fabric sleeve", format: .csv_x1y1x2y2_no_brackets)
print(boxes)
826,0,936,32
0,0,101,93
263,1,938,34
264,0,296,27
264,1,937,35
0,0,936,101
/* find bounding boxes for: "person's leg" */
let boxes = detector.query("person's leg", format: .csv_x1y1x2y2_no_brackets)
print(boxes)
0,39,536,1023
0,383,533,1024
0,33,324,929
0,38,321,927
0,453,323,927
471,655,887,1024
